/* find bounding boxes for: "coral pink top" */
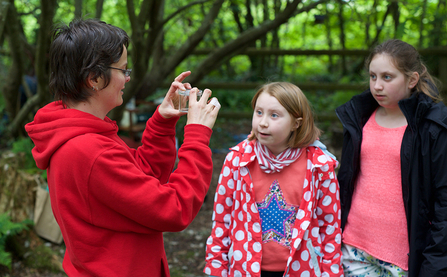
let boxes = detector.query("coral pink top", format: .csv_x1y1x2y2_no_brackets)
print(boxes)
249,152,306,271
343,110,409,270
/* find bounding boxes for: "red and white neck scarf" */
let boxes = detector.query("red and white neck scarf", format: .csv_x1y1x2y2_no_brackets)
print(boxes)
253,140,303,174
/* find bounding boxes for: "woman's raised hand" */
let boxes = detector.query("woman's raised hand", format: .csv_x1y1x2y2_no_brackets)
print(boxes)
186,88,220,129
158,71,220,129
158,71,192,119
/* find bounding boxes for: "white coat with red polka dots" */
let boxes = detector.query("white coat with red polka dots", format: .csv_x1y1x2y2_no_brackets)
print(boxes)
204,139,343,277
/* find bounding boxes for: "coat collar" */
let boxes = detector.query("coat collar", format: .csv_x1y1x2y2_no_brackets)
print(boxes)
337,87,447,132
229,139,338,171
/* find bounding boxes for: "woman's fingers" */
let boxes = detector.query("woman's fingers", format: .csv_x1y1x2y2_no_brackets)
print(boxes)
186,89,220,129
158,71,192,118
174,71,191,83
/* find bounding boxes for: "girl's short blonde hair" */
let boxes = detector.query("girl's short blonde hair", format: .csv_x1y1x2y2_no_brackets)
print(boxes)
248,82,321,149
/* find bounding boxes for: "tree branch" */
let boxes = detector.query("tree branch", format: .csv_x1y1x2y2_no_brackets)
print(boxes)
187,0,324,83
7,93,41,136
162,0,212,26
0,1,10,46
95,0,104,19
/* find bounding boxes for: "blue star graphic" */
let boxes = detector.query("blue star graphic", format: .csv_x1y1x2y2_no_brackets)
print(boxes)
258,194,295,237
257,181,298,244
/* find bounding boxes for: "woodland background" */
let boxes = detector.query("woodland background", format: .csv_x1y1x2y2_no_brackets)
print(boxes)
0,0,446,276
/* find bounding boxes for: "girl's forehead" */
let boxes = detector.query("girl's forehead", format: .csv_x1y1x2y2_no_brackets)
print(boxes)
256,92,279,104
370,54,398,71
256,93,288,111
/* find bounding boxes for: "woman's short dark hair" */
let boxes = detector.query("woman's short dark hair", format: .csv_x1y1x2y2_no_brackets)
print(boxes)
49,18,129,106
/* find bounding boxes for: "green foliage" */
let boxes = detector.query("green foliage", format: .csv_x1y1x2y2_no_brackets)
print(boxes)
11,137,36,170
2,0,447,148
0,213,31,269
11,137,45,179
213,89,255,112
23,244,60,272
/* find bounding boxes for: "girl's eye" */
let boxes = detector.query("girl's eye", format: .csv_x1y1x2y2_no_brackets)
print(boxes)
384,75,391,80
370,74,376,80
271,113,279,118
256,110,262,115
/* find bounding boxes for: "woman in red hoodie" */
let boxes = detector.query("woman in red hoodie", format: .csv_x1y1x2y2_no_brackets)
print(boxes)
25,18,220,276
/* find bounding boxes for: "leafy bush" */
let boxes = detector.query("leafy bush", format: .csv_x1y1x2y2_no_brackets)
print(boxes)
0,213,31,269
11,137,46,179
212,89,256,112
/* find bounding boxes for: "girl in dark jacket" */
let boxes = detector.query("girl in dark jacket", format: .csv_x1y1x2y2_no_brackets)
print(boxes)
336,39,447,276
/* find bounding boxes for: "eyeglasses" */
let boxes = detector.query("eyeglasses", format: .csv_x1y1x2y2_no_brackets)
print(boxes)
108,67,132,77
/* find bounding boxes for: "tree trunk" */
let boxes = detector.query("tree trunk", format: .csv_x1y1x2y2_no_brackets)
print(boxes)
7,0,57,137
2,0,24,131
35,0,57,107
391,1,399,38
418,0,428,48
337,0,346,75
95,0,104,19
109,0,225,122
325,3,334,73
74,0,82,19
430,0,446,47
370,2,393,47
0,1,9,43
187,0,324,85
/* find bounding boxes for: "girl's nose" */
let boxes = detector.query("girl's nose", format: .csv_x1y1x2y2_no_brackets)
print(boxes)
374,80,383,91
259,117,268,127
126,76,131,82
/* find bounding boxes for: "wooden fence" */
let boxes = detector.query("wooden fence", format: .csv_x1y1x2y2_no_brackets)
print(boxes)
190,47,447,93
163,47,447,120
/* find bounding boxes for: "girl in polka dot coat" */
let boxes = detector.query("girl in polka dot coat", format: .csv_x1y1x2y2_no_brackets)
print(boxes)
204,82,343,277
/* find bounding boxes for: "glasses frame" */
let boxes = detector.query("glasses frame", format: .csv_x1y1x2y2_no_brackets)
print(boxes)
108,66,132,77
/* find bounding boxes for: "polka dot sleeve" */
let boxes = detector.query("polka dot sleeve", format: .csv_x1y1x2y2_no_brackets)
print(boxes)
314,154,343,276
204,151,236,276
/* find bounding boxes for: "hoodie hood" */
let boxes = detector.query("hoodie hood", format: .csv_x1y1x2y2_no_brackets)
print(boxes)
25,101,118,170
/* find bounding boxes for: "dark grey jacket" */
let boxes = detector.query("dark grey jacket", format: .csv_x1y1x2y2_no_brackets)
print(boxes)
336,88,447,277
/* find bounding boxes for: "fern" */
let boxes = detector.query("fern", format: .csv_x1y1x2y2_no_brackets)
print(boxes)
0,213,31,268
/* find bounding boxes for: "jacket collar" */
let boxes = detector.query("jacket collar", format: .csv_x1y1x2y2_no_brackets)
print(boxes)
338,88,447,131
398,91,447,131
335,88,378,129
229,139,337,171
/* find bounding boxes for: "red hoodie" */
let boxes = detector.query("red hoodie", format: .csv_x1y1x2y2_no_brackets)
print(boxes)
25,101,213,276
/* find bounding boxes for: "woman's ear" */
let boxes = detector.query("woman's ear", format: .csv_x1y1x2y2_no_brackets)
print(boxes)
408,72,420,89
87,72,100,91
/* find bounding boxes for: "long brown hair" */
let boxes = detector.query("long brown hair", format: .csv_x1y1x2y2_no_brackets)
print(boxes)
365,39,442,102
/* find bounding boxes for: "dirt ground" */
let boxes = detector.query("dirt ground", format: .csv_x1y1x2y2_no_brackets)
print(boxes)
163,152,227,277
3,153,227,277
4,118,251,277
